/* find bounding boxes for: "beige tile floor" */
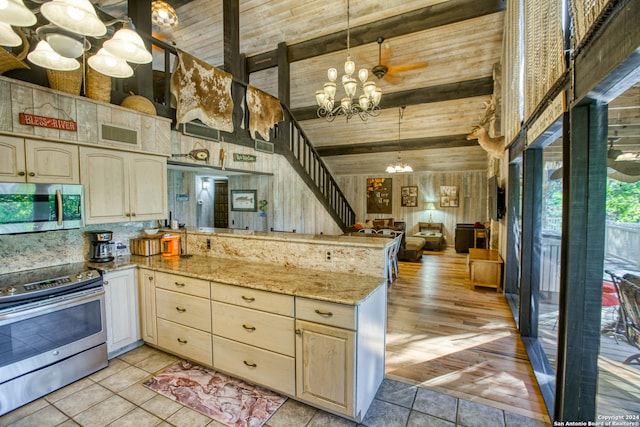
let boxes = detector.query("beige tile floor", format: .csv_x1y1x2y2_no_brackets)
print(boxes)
0,345,549,427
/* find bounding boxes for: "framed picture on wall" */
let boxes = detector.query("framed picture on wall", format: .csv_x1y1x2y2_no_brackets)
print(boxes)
440,186,459,208
401,186,418,207
230,190,257,211
367,178,392,214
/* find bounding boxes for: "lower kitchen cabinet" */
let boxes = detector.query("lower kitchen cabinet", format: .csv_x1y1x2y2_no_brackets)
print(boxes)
213,336,295,395
294,285,387,421
295,319,355,416
153,271,212,366
103,268,140,358
137,268,387,422
138,268,157,345
157,318,212,366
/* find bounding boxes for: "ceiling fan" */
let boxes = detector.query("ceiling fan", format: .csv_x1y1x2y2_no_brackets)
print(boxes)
607,138,640,179
550,138,640,182
371,37,428,84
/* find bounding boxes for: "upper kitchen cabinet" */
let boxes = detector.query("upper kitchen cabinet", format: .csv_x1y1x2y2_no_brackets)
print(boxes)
80,146,167,224
0,135,79,184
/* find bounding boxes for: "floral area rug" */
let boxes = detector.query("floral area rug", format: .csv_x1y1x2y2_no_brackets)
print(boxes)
143,360,287,427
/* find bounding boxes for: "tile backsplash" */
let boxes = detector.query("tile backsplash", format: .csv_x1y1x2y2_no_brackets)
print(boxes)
0,222,151,274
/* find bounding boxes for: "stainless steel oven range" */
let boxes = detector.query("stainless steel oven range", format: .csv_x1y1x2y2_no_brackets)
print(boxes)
0,263,107,416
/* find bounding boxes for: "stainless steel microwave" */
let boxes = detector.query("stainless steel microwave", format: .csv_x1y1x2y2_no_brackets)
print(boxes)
0,183,84,234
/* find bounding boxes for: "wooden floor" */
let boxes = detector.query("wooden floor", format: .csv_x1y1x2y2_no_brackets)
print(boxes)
386,248,551,423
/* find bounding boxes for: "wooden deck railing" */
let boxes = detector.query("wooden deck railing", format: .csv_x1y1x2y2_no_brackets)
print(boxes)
605,222,640,269
539,222,640,294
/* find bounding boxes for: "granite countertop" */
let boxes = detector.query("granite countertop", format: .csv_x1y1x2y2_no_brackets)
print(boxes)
91,254,385,305
177,227,393,249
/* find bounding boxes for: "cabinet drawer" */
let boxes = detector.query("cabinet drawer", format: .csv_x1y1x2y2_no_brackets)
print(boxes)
211,301,294,356
211,282,294,316
296,298,356,330
155,272,210,298
157,318,212,366
157,289,211,332
213,336,294,396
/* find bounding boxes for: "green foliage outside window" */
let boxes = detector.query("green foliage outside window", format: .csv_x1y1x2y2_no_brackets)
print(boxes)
607,179,640,223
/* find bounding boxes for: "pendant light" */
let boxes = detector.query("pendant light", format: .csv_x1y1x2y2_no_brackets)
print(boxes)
0,0,37,27
0,23,22,47
40,0,107,37
27,40,80,71
103,26,152,64
385,106,413,173
88,48,133,78
36,24,90,58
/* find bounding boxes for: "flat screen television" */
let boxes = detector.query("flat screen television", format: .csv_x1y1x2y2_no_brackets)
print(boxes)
488,176,505,221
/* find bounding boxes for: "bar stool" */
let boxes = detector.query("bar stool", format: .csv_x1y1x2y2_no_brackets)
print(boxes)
474,228,487,249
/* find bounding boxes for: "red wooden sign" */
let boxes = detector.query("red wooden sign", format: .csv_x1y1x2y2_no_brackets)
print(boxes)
19,113,77,131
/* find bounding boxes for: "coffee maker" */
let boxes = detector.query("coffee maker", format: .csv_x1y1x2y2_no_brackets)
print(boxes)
89,230,114,262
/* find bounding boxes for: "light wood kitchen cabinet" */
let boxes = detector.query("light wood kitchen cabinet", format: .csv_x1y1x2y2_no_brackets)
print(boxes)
103,268,140,358
155,272,212,366
138,265,386,422
211,282,295,395
138,268,157,345
80,146,167,224
295,318,355,417
294,285,387,421
0,135,79,183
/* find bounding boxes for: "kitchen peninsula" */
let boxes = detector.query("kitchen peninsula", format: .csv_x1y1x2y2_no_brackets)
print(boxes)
94,229,389,422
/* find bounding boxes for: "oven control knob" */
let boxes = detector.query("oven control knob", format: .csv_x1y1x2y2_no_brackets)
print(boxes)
6,286,16,294
87,271,94,278
76,273,83,280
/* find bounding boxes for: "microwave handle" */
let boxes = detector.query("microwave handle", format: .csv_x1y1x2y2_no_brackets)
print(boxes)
55,189,63,225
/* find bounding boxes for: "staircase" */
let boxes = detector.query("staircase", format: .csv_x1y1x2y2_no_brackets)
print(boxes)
276,105,356,232
130,36,356,233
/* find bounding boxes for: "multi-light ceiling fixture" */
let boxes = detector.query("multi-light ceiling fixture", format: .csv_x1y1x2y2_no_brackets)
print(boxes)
315,0,382,122
386,106,413,173
0,0,158,79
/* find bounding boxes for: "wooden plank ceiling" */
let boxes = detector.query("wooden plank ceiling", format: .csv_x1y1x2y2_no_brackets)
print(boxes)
95,1,506,175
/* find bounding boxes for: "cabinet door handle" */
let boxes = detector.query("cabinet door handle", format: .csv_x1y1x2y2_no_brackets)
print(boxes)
131,213,136,217
242,324,256,332
315,309,333,317
148,276,153,281
174,282,185,287
243,361,257,368
176,306,186,313
18,171,25,176
241,296,255,302
177,338,187,344
28,172,35,177
103,280,109,285
295,329,302,335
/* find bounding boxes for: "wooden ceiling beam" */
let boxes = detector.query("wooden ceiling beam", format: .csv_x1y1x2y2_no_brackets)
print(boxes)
291,77,494,120
315,135,478,156
247,0,505,72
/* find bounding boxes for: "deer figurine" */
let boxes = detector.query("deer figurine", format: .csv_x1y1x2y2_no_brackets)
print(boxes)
466,97,505,159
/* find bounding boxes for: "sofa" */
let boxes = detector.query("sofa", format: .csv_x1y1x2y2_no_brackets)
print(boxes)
394,222,426,262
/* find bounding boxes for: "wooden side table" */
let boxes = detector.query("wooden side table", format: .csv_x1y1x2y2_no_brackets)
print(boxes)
468,248,503,291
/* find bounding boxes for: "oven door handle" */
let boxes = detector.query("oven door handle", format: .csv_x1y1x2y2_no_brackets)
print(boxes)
55,189,63,225
0,287,104,323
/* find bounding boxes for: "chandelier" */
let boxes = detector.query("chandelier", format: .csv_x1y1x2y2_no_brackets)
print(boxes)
0,0,152,78
315,0,382,122
386,106,413,173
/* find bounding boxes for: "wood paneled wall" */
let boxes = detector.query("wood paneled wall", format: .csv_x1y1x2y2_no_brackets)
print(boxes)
336,171,488,245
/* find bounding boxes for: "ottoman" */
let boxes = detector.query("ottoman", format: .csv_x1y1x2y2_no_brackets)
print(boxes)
398,236,426,262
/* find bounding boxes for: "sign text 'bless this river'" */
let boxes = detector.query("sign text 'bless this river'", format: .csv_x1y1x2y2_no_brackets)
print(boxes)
19,113,77,131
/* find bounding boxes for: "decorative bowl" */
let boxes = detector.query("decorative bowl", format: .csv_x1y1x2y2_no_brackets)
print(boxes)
144,229,159,235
